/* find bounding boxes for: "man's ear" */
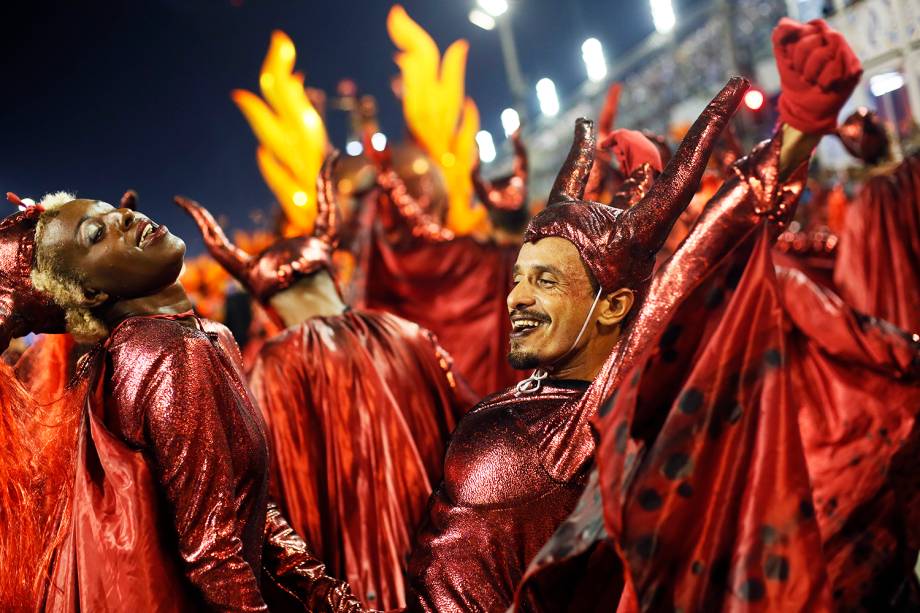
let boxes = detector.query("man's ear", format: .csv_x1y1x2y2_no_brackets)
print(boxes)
597,287,635,326
78,287,109,308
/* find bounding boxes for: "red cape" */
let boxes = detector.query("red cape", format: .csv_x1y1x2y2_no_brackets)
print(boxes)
249,310,476,610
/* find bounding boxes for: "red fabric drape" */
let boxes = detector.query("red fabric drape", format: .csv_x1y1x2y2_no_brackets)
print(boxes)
365,231,521,397
250,310,474,610
834,153,920,333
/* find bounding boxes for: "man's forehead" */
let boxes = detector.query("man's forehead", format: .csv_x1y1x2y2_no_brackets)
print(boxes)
515,237,586,276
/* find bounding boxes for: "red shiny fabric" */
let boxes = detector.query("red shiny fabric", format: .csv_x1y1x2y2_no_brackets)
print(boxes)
248,309,475,610
405,380,591,612
45,315,364,612
365,233,520,397
834,153,920,333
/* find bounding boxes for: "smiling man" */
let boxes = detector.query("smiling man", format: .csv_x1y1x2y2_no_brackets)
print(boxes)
403,76,757,612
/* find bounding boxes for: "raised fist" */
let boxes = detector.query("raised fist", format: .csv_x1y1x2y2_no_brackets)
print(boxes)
600,129,663,176
772,17,862,134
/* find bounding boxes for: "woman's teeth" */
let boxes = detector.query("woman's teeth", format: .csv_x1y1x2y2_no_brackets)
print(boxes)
141,225,155,241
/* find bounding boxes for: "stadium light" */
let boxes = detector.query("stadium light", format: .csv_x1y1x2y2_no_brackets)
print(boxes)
468,9,496,31
650,0,676,34
476,130,497,163
581,38,607,83
500,107,520,137
536,78,560,117
477,0,508,18
371,132,387,152
345,140,363,156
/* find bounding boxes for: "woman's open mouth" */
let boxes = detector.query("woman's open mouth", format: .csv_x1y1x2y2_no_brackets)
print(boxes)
137,220,168,249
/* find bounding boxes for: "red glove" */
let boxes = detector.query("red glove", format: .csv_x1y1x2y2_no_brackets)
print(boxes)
600,129,663,175
772,17,862,134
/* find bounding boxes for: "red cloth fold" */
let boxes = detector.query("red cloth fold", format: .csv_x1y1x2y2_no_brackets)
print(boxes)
834,153,920,333
250,310,475,611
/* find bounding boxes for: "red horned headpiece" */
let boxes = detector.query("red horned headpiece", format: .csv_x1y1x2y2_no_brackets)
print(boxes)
176,154,340,305
523,77,749,293
836,107,890,166
0,194,66,352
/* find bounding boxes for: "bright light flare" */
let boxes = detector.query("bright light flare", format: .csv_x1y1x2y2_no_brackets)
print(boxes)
346,140,363,156
870,72,905,97
536,78,560,117
581,37,607,83
292,191,308,207
371,132,387,152
500,107,520,137
468,9,496,30
744,89,765,111
477,0,508,18
650,0,676,34
476,130,497,163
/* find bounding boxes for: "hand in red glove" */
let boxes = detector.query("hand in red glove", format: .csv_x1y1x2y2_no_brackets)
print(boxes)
599,129,663,176
772,17,862,134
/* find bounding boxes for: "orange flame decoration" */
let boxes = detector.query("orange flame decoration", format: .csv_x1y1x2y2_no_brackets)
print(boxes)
180,255,230,320
387,5,489,235
233,31,328,236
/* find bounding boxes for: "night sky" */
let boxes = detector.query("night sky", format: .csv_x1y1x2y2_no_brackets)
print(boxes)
1,0,703,255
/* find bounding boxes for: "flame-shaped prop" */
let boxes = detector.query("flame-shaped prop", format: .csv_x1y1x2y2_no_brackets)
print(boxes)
387,5,487,235
233,31,328,235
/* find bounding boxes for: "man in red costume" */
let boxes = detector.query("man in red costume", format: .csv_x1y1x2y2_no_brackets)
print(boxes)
405,16,864,612
177,156,476,611
834,107,920,333
515,18,920,613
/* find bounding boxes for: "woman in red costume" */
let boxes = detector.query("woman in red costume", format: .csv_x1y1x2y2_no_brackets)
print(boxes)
0,191,366,611
834,107,920,333
176,156,476,611
516,18,919,612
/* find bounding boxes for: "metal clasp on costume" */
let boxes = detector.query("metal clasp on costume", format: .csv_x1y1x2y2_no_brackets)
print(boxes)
515,368,548,395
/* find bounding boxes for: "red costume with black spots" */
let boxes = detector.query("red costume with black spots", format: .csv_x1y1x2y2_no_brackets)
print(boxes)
405,75,763,612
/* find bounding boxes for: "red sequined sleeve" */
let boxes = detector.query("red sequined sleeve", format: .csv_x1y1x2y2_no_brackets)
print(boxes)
594,129,807,404
261,502,367,612
109,332,268,612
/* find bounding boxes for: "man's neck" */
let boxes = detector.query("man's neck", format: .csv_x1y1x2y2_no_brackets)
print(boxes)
549,325,622,382
267,270,348,329
101,282,195,329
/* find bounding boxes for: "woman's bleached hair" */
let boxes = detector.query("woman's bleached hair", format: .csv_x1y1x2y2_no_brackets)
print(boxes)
31,192,109,341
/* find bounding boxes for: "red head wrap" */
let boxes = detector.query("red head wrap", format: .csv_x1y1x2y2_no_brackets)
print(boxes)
837,107,890,165
0,196,67,352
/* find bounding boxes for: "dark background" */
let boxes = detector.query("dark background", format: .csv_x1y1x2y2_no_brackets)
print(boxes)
0,0,703,254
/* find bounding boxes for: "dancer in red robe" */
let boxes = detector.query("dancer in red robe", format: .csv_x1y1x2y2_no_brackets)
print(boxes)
401,63,838,610
367,141,529,397
0,192,365,611
177,156,476,611
517,18,917,613
834,107,920,333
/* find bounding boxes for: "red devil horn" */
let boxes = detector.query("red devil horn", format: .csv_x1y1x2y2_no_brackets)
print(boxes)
120,190,138,210
599,83,621,135
623,76,748,254
548,118,596,205
314,151,340,248
173,196,253,283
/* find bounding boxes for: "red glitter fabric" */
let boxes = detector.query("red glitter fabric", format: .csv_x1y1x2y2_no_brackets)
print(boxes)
44,315,365,612
405,380,590,612
249,309,475,610
834,153,920,333
515,232,920,611
365,233,521,397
